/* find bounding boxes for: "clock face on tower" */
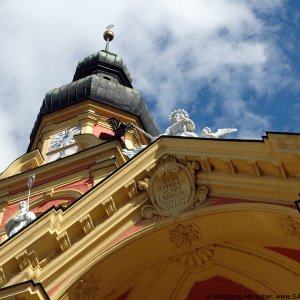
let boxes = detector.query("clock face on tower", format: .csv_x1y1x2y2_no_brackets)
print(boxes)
47,125,81,162
49,126,81,151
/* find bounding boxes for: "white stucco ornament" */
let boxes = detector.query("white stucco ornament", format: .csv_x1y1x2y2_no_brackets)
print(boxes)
200,127,237,138
5,201,36,237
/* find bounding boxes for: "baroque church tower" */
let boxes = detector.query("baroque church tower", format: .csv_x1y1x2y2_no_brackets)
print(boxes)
0,28,300,299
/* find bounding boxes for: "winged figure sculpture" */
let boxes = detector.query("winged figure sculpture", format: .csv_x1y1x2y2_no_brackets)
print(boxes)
104,118,133,148
200,127,237,138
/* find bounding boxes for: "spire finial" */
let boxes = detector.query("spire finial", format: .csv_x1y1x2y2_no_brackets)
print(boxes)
103,25,114,52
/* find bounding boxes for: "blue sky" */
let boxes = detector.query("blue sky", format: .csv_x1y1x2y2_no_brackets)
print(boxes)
0,0,299,172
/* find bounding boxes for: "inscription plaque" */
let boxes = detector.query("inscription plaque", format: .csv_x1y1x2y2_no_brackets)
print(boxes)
149,157,195,216
154,173,190,210
140,155,209,219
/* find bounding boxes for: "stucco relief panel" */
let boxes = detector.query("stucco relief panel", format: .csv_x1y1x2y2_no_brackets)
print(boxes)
139,155,210,219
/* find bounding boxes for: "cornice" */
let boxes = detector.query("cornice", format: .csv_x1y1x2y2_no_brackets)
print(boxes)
0,150,45,181
0,141,122,194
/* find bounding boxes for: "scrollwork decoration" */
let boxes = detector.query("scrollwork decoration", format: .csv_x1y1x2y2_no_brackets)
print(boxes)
137,177,151,194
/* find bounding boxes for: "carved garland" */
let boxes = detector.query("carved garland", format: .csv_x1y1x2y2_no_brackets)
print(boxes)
138,155,210,219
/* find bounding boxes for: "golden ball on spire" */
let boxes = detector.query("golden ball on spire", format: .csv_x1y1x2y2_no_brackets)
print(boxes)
103,29,114,42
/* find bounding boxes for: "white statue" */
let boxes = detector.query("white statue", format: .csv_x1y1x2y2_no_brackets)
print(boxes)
122,109,238,158
122,109,199,158
164,109,198,137
122,109,198,158
200,127,237,138
5,201,36,237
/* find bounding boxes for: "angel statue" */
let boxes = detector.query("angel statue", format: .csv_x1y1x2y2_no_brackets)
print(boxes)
5,201,36,237
200,127,237,138
164,109,198,137
121,109,198,158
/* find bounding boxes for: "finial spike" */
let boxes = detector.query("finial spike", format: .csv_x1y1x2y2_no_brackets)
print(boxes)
103,25,115,52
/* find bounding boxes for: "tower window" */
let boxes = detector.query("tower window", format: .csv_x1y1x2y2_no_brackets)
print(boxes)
103,76,111,81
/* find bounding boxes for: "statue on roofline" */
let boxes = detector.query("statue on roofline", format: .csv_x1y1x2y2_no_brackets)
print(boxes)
164,109,198,137
5,201,36,237
121,108,238,158
200,127,237,138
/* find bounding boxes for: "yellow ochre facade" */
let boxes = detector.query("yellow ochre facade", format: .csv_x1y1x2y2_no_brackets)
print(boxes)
0,42,300,300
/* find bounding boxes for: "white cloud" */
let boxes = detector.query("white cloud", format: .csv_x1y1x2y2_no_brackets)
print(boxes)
0,0,291,172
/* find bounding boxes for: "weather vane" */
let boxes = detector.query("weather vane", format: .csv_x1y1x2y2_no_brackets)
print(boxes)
27,174,35,204
103,24,114,52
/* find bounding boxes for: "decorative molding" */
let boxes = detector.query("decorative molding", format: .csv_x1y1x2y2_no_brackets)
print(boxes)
0,149,44,180
60,200,72,209
0,191,9,204
170,224,200,247
140,155,210,219
15,251,30,270
75,274,103,300
137,177,151,194
27,250,39,269
223,159,236,175
125,180,138,199
200,158,212,173
102,197,117,217
44,188,54,199
191,186,211,209
75,134,103,150
273,164,287,179
30,189,82,211
280,216,300,240
177,159,200,182
79,214,94,234
172,245,215,267
0,267,6,287
145,164,156,177
56,232,72,252
15,250,40,271
247,161,261,177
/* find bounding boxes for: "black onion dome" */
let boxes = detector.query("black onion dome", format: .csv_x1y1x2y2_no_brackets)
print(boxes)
27,51,159,152
73,50,132,87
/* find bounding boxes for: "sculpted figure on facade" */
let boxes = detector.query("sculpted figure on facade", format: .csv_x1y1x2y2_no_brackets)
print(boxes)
122,109,198,158
5,201,36,237
122,108,238,158
200,127,237,138
164,109,198,137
